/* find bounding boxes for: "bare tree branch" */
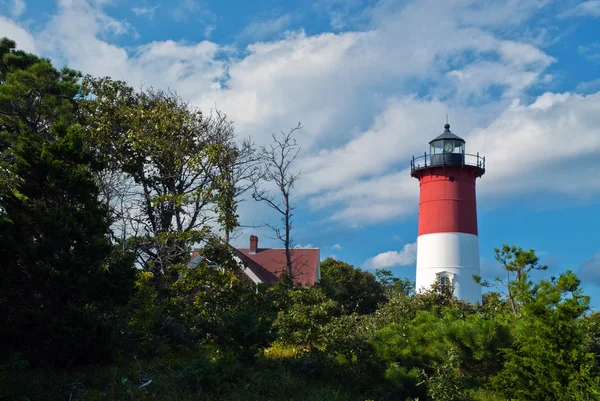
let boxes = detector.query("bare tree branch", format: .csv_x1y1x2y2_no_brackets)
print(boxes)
252,122,302,281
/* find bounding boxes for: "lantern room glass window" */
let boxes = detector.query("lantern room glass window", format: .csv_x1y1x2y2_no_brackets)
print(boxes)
430,140,464,155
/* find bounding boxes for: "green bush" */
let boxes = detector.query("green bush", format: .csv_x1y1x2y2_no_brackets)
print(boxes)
319,257,386,314
273,286,337,349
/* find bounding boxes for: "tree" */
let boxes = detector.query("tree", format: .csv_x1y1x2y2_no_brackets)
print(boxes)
78,77,239,290
273,286,337,350
584,311,600,364
0,39,136,366
375,269,414,297
171,259,276,361
492,271,600,400
474,244,547,317
206,110,262,244
319,257,387,314
252,123,301,281
0,37,80,189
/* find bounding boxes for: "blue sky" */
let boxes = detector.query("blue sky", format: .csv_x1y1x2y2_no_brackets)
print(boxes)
2,0,600,307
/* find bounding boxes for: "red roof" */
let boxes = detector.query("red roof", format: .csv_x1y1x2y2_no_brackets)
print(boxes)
236,248,320,286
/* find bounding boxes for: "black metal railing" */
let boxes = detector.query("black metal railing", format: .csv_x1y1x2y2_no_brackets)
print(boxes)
410,152,485,174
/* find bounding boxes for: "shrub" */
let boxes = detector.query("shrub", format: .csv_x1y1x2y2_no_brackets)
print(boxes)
273,286,337,349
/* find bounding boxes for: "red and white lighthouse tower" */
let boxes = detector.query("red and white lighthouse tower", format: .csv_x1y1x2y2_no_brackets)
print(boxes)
410,123,485,303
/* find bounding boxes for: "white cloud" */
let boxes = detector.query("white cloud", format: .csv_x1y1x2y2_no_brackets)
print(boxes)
319,90,600,224
448,41,555,99
17,0,553,153
363,241,417,269
204,25,215,38
296,96,496,202
3,0,598,229
238,14,292,42
576,79,600,94
578,43,600,60
331,243,342,250
560,1,600,18
132,5,159,19
35,1,224,101
0,16,36,53
37,2,136,79
470,92,600,197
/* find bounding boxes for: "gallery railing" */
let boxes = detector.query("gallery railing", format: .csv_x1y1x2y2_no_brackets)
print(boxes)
410,152,485,174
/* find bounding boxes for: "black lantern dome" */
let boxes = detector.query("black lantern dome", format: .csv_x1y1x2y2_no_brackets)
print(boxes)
429,123,465,166
410,123,485,176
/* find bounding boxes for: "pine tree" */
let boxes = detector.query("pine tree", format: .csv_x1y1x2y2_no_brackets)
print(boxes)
0,38,136,367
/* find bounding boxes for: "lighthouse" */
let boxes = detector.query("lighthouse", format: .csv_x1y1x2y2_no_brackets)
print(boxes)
410,123,485,303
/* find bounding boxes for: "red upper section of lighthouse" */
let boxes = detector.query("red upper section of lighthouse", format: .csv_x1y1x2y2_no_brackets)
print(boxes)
410,124,485,237
413,166,482,236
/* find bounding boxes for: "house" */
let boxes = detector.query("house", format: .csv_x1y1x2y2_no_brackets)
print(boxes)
190,235,321,287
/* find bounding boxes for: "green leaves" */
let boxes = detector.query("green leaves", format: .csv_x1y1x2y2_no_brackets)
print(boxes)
0,40,136,367
492,270,598,401
78,75,241,279
273,287,338,349
2,37,599,401
319,257,387,315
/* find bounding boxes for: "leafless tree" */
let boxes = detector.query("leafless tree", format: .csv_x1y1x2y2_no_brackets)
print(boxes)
252,123,302,280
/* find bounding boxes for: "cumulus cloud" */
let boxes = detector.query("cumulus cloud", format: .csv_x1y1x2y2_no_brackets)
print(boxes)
310,90,600,224
0,16,36,52
363,242,417,269
470,92,600,197
33,1,224,101
1,0,598,229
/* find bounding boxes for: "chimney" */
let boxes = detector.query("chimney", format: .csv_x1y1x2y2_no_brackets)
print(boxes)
249,235,258,254
191,248,201,259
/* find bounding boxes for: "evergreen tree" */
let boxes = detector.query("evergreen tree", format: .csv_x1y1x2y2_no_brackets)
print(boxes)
0,38,136,367
492,271,600,400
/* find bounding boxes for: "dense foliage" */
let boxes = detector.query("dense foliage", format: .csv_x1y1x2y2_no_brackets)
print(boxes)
1,39,599,401
0,38,136,367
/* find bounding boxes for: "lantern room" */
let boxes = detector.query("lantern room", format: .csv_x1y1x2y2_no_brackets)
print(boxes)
429,123,466,166
411,123,485,177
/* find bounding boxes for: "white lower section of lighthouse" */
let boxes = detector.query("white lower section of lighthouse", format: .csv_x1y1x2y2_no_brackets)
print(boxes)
415,232,481,303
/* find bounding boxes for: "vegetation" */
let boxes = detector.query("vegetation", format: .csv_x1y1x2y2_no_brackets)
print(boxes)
1,38,599,401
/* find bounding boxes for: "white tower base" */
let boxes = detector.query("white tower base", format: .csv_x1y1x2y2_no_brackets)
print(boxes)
415,232,481,303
